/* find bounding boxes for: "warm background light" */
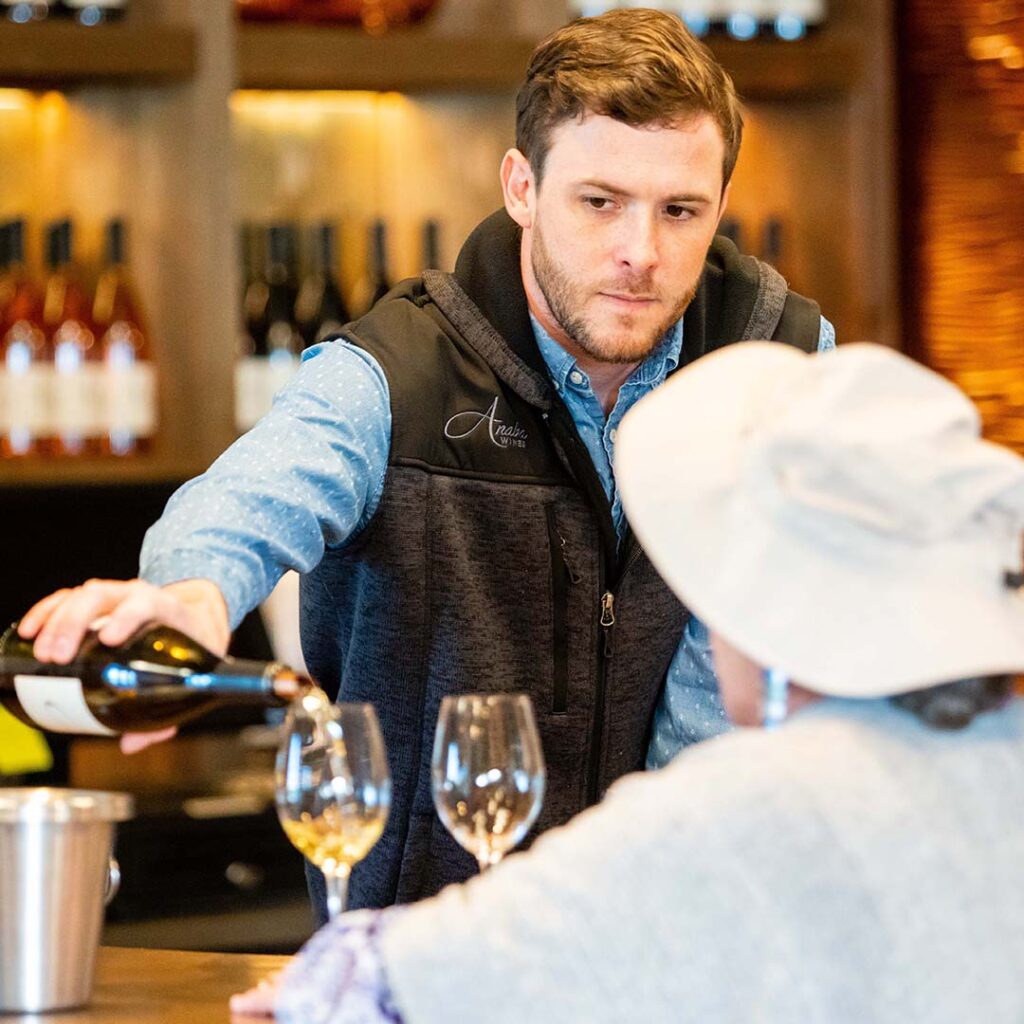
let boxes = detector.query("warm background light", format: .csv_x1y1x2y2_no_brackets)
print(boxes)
899,0,1024,453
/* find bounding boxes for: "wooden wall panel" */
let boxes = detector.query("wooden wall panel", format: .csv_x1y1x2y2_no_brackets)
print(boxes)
231,90,512,288
899,0,1024,450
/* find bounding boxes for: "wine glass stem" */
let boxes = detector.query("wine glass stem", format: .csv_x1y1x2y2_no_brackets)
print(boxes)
324,865,351,919
476,850,501,873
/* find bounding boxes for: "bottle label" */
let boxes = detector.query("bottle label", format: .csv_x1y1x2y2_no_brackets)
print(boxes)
233,353,298,432
12,675,117,736
3,334,52,441
267,350,299,401
234,356,269,432
53,342,103,436
105,340,157,436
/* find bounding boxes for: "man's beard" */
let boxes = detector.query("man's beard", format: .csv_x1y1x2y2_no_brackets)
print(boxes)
531,221,699,365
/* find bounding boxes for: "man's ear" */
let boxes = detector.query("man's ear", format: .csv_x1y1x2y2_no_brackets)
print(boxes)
501,148,535,230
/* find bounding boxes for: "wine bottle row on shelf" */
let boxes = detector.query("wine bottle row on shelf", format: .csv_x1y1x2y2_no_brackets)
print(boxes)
569,0,827,41
236,217,441,432
234,0,439,29
0,0,126,26
0,218,155,460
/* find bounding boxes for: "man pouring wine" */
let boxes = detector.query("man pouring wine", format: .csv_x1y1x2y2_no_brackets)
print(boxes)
16,7,835,915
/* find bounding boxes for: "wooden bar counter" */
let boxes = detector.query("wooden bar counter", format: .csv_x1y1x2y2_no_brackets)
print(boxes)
2,947,288,1023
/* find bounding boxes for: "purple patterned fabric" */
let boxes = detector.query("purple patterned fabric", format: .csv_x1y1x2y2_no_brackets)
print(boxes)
275,909,406,1024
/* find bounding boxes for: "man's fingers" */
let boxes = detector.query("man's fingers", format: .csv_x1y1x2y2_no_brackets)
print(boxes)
229,975,280,1017
33,580,131,663
95,586,165,647
18,590,73,639
119,728,177,755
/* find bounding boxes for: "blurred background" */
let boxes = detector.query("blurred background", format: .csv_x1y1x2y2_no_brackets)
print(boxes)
0,0,1021,953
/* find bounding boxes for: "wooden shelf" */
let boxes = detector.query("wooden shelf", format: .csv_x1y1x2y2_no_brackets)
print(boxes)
0,453,201,489
237,24,861,98
0,22,197,88
709,33,864,100
237,25,536,92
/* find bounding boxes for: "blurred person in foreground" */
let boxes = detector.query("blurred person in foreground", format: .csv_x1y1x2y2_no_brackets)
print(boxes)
16,8,835,914
232,342,1024,1024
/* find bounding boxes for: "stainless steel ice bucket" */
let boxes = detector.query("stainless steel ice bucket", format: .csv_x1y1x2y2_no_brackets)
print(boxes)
0,788,134,1012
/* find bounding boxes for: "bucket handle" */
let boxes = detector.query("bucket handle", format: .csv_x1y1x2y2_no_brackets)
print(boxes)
103,856,121,907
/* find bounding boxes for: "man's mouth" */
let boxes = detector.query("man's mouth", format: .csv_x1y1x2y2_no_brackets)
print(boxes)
599,292,658,306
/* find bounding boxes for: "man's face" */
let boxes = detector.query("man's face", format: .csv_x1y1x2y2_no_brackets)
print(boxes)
525,113,728,365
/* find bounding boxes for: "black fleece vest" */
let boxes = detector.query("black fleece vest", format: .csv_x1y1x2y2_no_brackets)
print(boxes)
300,210,821,911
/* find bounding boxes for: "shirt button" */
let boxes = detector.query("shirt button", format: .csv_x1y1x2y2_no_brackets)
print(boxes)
609,428,618,442
569,370,585,386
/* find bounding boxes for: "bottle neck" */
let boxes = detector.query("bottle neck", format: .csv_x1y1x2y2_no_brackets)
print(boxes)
203,660,307,703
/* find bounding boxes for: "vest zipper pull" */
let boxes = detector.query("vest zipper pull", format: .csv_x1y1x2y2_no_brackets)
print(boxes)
600,592,616,657
600,592,616,628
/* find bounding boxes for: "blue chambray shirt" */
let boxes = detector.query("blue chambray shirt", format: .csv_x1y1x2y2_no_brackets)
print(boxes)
140,309,835,770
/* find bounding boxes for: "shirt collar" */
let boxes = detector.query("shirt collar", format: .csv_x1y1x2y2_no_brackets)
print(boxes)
530,312,684,393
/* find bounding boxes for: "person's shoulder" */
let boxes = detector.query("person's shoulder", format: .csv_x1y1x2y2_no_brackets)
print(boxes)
702,236,822,352
634,708,897,831
614,726,808,833
343,275,455,358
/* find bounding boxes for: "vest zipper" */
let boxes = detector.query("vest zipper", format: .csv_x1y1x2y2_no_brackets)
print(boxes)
545,506,574,715
587,585,614,805
586,538,644,805
546,399,628,807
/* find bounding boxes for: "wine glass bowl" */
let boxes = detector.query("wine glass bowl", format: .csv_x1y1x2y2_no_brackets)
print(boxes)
275,695,390,918
431,693,545,872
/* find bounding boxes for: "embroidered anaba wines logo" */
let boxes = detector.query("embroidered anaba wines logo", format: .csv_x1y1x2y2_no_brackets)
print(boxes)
444,396,529,450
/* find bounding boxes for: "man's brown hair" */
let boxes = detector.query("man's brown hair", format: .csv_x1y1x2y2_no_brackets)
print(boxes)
516,8,744,190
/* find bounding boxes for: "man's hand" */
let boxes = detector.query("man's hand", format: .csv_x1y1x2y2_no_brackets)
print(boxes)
17,578,231,754
229,971,282,1018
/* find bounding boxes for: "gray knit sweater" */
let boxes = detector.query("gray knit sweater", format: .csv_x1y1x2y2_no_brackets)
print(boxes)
381,697,1024,1023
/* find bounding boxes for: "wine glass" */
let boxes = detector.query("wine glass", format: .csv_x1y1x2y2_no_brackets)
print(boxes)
275,695,391,918
431,693,545,872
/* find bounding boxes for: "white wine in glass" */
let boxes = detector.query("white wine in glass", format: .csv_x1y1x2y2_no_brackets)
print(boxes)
432,693,545,872
276,695,391,918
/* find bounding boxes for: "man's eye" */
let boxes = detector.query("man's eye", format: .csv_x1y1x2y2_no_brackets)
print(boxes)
665,205,694,220
584,196,612,210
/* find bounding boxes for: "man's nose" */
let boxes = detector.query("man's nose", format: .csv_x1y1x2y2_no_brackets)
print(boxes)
615,211,659,273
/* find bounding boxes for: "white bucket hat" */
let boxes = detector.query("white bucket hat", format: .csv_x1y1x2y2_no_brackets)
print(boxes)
616,342,1024,698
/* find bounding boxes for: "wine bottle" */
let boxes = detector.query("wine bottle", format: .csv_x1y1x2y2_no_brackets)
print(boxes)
43,219,101,457
717,216,745,251
0,220,12,309
421,218,442,272
349,219,392,318
1,219,53,459
240,221,269,354
1,0,51,24
566,0,617,17
0,621,312,737
295,221,350,349
235,222,269,433
58,0,127,24
721,0,772,40
671,1,721,37
262,222,303,404
234,0,303,22
773,0,825,40
0,222,10,455
760,215,796,287
93,219,157,457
